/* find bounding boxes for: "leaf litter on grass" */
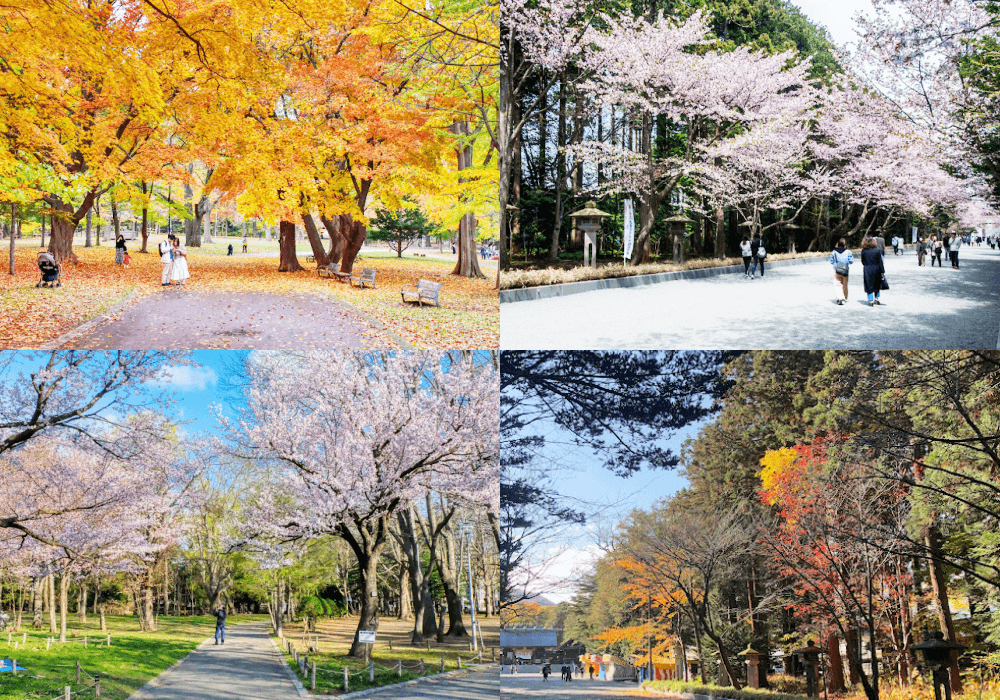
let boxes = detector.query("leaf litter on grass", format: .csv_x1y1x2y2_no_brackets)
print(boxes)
1,248,498,349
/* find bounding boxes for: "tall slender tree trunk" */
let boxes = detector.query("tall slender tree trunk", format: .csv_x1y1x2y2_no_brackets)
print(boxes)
926,524,962,694
59,574,68,643
8,203,15,275
548,74,567,263
450,121,485,278
827,632,846,692
48,575,57,635
140,182,150,253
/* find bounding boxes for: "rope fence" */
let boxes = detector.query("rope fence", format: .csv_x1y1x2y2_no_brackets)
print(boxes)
282,637,492,692
7,633,112,652
11,658,105,699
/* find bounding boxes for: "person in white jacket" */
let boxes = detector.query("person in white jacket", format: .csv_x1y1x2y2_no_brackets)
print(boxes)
740,237,753,278
159,236,174,286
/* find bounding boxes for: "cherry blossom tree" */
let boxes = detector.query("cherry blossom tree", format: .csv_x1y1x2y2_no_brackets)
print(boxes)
232,351,498,658
0,351,183,458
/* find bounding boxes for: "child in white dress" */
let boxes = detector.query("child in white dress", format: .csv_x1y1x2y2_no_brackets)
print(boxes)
170,239,190,284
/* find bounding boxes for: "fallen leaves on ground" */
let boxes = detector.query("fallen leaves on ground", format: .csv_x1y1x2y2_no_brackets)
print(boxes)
0,247,498,349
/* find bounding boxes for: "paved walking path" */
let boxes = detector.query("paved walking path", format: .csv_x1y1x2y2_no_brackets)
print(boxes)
66,289,388,349
129,623,300,700
501,671,655,699
357,665,499,699
501,245,1000,349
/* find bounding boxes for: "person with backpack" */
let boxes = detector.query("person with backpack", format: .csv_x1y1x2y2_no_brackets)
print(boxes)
740,236,753,277
861,235,886,306
159,236,174,285
931,236,943,266
830,237,853,305
749,234,766,279
214,606,226,645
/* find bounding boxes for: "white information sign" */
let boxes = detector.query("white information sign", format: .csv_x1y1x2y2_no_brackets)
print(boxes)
912,226,918,243
358,631,376,644
623,198,635,263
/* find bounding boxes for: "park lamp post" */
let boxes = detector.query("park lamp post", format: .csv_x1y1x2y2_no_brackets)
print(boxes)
783,222,803,254
568,201,611,269
913,632,966,700
664,213,693,265
461,523,478,652
792,640,827,700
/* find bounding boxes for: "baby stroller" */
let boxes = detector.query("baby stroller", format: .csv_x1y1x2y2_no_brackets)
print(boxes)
36,252,62,288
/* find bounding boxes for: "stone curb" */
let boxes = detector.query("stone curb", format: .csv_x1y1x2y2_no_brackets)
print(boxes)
269,635,310,697
500,244,918,303
335,663,495,699
38,286,140,350
125,627,227,700
499,256,830,303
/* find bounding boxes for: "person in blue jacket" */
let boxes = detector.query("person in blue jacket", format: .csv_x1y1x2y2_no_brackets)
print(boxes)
830,237,854,305
214,606,226,644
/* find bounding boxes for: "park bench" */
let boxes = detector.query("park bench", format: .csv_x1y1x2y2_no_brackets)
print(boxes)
400,279,443,307
317,262,350,283
350,267,377,289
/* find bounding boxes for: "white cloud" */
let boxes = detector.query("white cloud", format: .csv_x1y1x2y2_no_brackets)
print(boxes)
152,365,218,392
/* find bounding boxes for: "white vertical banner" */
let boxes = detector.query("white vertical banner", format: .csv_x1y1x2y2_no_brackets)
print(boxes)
912,226,918,243
623,198,635,264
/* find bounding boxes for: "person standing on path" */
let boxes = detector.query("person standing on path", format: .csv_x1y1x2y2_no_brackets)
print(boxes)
917,237,927,266
861,235,885,306
943,234,951,264
950,232,962,268
170,237,190,285
830,237,853,305
750,234,766,279
242,236,248,253
874,233,886,258
115,235,127,267
740,236,753,277
159,237,174,285
214,607,226,644
542,664,550,682
931,236,943,266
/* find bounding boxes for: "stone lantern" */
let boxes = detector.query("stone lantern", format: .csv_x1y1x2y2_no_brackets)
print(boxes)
783,223,803,253
738,645,763,689
913,632,966,700
568,201,611,268
664,213,694,264
793,640,826,698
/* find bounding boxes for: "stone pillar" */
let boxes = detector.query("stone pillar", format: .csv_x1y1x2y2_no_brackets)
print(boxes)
581,224,598,268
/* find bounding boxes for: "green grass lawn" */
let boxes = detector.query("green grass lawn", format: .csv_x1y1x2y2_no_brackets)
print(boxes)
0,614,268,700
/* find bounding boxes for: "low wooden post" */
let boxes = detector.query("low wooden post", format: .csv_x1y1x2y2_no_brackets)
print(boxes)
11,658,15,676
343,666,349,691
420,658,425,674
21,633,26,644
458,655,462,669
440,654,445,672
46,638,51,651
107,634,111,647
84,636,88,648
311,661,316,691
95,673,101,697
76,660,81,684
397,659,402,677
64,686,71,700
369,660,374,683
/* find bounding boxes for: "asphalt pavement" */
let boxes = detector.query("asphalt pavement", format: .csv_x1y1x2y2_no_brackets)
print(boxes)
501,245,1000,349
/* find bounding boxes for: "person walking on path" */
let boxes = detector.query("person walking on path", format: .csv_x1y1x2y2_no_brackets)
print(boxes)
749,234,766,279
830,237,853,305
242,236,248,253
542,664,550,682
170,237,190,285
159,237,174,285
950,232,962,268
740,236,753,277
861,235,885,306
931,236,943,266
214,607,226,645
874,233,886,257
917,237,927,266
943,234,951,263
589,665,595,680
115,235,127,267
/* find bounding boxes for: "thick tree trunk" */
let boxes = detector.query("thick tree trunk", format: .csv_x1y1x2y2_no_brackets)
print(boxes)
277,220,304,272
337,214,367,275
49,210,81,263
714,201,725,259
846,627,861,685
449,121,485,278
349,554,381,659
31,577,42,629
319,216,345,266
85,208,92,248
8,203,15,275
827,632,846,693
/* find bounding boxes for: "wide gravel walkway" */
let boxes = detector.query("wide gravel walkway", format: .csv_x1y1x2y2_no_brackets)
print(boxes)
359,665,499,699
501,670,655,699
67,289,386,350
128,622,300,700
501,245,1000,349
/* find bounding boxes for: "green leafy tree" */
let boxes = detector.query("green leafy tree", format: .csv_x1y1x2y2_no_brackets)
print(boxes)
369,203,439,257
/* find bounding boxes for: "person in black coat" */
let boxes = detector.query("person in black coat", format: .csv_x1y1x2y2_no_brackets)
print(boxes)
860,235,885,306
